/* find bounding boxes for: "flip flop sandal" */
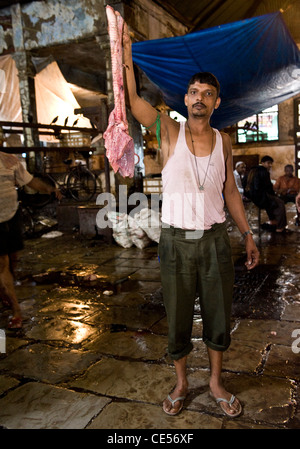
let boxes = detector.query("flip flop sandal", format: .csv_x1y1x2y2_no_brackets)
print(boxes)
162,394,186,416
212,394,242,418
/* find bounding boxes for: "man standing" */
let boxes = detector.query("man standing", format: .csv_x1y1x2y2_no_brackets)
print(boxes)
121,15,259,418
0,151,61,328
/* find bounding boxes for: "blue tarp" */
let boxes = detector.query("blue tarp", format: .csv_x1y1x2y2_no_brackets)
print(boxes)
132,12,300,129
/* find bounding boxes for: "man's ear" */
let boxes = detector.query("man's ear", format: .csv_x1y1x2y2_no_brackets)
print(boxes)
215,97,221,110
184,93,188,107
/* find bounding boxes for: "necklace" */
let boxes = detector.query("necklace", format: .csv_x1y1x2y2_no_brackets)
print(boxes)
187,122,214,191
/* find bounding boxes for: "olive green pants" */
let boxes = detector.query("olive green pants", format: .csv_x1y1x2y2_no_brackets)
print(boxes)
159,222,234,360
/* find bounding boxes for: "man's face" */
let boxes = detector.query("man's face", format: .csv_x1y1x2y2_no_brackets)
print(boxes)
261,161,273,171
284,166,293,177
237,163,246,175
184,82,220,119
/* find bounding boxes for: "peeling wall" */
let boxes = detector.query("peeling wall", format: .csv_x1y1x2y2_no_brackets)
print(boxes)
0,25,8,53
0,9,13,53
0,0,187,53
21,0,106,49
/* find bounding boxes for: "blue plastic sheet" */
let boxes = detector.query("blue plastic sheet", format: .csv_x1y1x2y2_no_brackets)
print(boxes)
132,12,300,129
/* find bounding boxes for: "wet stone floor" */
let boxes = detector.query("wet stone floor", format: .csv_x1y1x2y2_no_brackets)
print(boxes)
0,203,299,430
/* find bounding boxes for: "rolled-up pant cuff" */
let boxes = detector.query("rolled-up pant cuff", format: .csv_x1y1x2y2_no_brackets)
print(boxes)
168,342,193,361
204,338,231,352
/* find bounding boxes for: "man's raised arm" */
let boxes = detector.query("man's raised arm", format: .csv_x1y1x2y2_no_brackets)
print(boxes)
121,14,179,165
122,20,158,129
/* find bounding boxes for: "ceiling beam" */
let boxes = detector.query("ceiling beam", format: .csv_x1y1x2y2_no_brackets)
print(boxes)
151,0,194,27
190,0,229,31
242,0,264,19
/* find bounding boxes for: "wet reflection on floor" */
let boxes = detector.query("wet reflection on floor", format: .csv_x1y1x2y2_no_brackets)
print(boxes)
0,203,299,429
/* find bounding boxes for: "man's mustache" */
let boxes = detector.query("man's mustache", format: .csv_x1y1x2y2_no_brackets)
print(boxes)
192,102,206,108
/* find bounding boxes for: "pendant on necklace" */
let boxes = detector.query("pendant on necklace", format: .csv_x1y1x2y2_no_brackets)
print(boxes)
199,185,204,191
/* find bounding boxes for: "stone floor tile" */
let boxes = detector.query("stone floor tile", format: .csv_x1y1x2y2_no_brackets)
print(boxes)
231,319,298,346
84,330,168,361
37,299,98,321
222,340,266,373
95,291,150,307
0,336,28,356
129,268,161,282
238,375,295,425
265,320,300,346
24,317,97,344
87,401,223,429
0,375,19,395
281,255,300,265
282,303,300,321
150,315,169,335
70,358,176,403
118,248,156,260
0,343,99,383
84,306,165,330
106,258,159,269
225,420,276,429
118,280,162,295
263,344,300,380
0,382,110,429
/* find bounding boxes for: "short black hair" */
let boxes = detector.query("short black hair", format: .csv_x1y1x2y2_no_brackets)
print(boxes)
284,164,293,170
261,155,274,163
187,72,220,97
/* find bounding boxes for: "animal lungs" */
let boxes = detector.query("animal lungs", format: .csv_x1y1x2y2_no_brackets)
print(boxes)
104,5,135,178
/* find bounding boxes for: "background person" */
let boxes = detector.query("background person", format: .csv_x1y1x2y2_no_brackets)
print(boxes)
233,161,246,197
0,151,61,328
274,164,300,225
243,156,288,233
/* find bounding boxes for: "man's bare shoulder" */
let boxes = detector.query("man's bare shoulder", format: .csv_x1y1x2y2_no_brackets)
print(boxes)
220,131,232,153
219,131,233,167
220,131,231,144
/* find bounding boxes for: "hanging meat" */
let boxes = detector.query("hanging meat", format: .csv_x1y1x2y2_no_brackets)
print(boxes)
103,5,135,178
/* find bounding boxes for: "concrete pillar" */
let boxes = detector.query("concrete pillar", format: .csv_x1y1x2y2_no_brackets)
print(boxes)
11,3,40,171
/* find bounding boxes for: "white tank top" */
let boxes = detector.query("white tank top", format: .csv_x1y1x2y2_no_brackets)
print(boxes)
161,121,226,230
